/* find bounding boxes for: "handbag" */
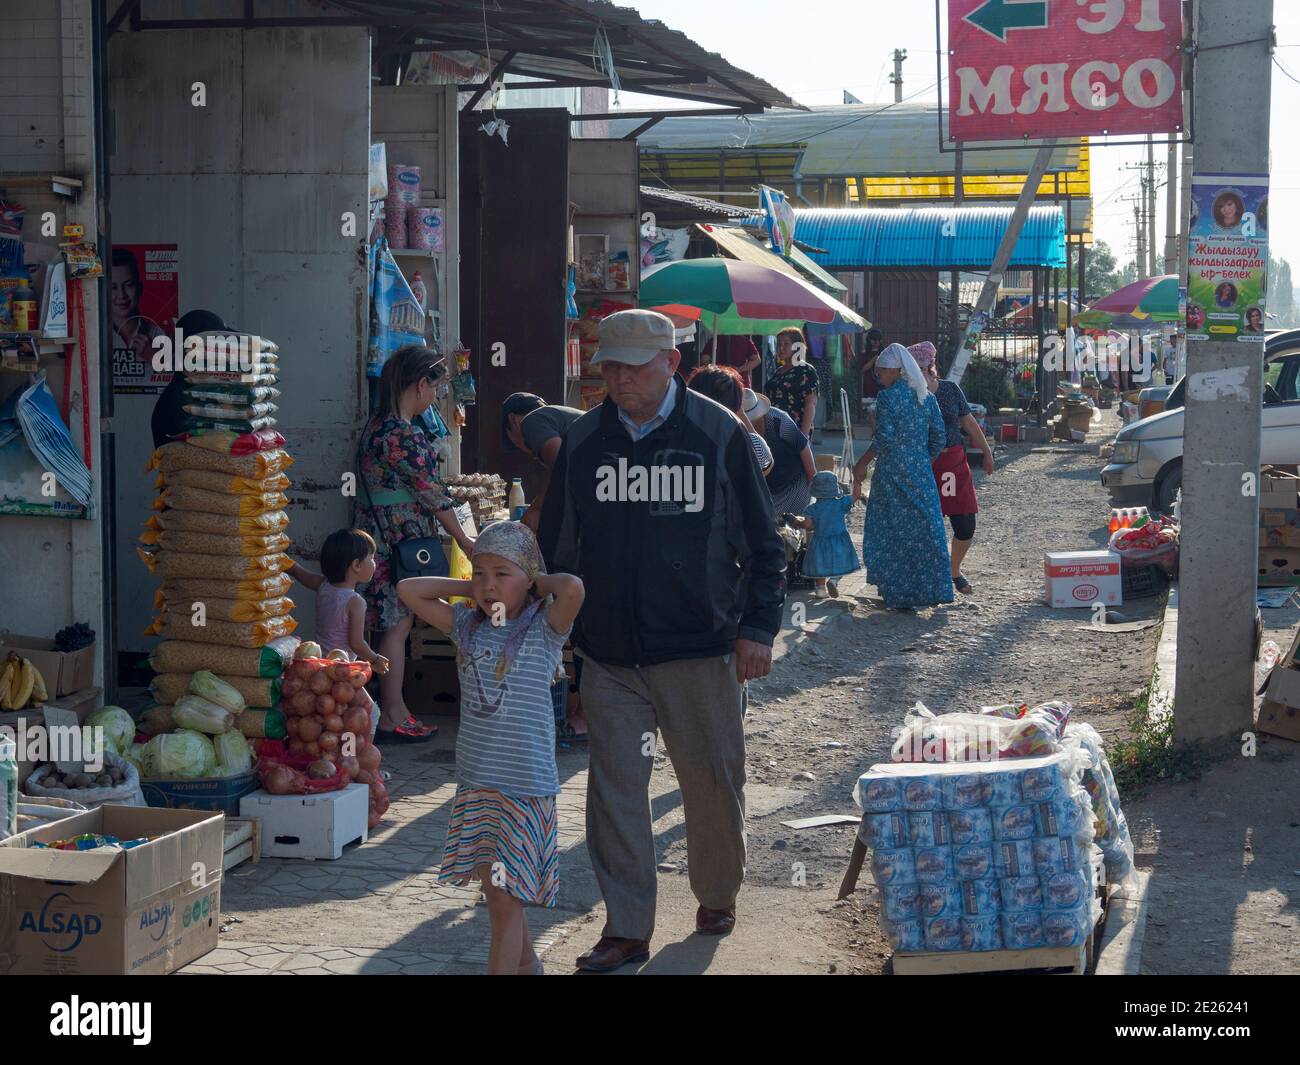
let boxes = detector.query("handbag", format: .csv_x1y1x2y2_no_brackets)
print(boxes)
357,437,449,583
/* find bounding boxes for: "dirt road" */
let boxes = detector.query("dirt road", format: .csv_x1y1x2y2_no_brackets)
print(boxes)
641,410,1164,972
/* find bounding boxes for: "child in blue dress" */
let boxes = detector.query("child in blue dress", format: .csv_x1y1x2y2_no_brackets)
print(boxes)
788,470,861,597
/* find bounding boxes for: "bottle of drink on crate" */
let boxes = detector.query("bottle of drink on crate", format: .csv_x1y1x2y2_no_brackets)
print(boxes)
1108,510,1121,534
509,478,526,521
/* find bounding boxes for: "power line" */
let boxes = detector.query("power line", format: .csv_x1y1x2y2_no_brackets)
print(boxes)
801,79,941,141
1274,56,1300,85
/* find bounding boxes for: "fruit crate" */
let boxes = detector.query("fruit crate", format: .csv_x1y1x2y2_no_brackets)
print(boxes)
1121,563,1169,600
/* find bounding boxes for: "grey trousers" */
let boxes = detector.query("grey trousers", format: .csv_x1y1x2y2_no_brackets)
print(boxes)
579,653,748,941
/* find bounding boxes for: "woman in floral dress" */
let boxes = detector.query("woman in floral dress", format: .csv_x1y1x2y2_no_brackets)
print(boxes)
766,326,819,437
850,344,953,609
358,345,476,742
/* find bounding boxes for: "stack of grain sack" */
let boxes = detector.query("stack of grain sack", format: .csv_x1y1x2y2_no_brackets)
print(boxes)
137,333,301,724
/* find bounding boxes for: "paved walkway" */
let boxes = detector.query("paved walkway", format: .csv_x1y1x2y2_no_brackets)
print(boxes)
184,568,862,976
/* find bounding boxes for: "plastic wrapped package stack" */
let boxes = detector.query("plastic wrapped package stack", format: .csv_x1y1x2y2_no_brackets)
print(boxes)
1062,722,1137,887
855,753,1104,954
891,699,1138,893
135,333,301,721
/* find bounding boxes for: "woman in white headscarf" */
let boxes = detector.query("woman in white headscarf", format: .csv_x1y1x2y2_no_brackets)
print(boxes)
850,344,953,608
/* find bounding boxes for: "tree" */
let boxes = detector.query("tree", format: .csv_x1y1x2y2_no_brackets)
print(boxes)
1084,240,1137,301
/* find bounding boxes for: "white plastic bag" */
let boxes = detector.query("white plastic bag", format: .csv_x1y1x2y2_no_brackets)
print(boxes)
24,752,146,809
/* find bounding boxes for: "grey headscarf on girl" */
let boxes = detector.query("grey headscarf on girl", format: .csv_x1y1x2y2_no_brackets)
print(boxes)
459,521,549,681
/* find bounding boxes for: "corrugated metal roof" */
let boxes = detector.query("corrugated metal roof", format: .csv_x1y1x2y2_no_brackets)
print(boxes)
611,103,1082,178
695,224,798,273
695,224,847,293
788,246,847,293
793,206,1066,270
128,1,800,111
641,186,760,221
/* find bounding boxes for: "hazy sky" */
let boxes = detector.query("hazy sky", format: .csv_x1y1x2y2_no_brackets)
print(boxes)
623,0,1300,272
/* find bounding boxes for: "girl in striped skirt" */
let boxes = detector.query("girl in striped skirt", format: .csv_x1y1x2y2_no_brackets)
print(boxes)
399,521,585,975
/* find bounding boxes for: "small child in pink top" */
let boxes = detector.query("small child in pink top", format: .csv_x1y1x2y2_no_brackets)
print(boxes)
289,529,390,673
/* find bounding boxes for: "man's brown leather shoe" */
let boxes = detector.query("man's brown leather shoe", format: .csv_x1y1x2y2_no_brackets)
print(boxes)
695,906,736,935
574,936,651,972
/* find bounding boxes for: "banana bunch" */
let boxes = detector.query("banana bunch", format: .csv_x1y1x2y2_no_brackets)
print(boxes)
0,653,48,711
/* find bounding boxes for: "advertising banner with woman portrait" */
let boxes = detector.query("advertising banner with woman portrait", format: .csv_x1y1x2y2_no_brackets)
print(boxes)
111,244,179,393
1186,174,1268,343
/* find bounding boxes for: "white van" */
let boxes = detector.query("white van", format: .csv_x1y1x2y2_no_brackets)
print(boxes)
1101,329,1300,512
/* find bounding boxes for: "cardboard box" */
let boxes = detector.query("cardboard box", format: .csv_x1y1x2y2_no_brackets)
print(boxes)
240,784,368,860
1044,550,1122,608
1260,508,1298,528
1256,700,1300,742
42,685,102,721
140,771,260,816
1259,470,1300,511
1263,660,1300,706
0,690,104,788
404,658,460,716
1261,525,1300,549
1258,548,1300,586
0,634,95,697
0,805,222,974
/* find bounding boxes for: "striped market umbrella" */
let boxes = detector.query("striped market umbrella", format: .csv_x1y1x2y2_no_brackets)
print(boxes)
641,258,868,332
1075,275,1180,330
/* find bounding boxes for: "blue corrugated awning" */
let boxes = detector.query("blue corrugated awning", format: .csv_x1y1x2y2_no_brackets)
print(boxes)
793,206,1066,270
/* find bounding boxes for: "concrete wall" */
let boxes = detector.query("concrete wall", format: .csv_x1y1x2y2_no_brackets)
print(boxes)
0,0,107,680
107,23,371,653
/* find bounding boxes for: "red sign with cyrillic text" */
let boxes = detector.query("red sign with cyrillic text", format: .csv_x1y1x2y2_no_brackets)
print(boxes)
947,0,1185,142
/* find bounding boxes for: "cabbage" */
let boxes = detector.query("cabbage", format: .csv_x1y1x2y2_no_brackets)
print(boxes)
85,706,136,757
122,742,150,777
155,729,216,779
213,730,253,776
188,671,246,715
172,694,235,734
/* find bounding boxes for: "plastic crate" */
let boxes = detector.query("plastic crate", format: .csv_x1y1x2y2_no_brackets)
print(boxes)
1121,563,1169,600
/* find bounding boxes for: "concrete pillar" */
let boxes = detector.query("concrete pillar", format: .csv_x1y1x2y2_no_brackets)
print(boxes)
1173,0,1273,745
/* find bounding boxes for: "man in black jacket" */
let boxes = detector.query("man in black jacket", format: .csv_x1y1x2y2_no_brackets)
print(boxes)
538,309,786,972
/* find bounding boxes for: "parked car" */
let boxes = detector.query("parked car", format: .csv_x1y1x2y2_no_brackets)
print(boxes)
1136,383,1173,419
1101,329,1300,512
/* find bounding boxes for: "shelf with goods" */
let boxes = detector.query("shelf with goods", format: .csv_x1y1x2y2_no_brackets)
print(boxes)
0,174,83,200
0,331,76,372
565,142,642,412
0,289,95,520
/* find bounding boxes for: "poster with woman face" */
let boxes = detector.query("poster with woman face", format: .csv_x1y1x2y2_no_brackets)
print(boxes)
111,244,178,393
1187,174,1268,343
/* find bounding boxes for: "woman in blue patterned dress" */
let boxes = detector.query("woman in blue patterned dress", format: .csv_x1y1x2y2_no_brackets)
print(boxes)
850,344,953,609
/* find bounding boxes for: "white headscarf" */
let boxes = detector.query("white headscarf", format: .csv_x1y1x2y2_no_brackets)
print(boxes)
877,343,929,405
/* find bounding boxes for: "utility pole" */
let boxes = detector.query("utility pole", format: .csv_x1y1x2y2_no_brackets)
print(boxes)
1174,0,1273,747
952,143,964,362
948,141,1057,384
1146,134,1158,277
890,48,908,103
1164,136,1179,273
1178,126,1194,379
1128,198,1147,278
